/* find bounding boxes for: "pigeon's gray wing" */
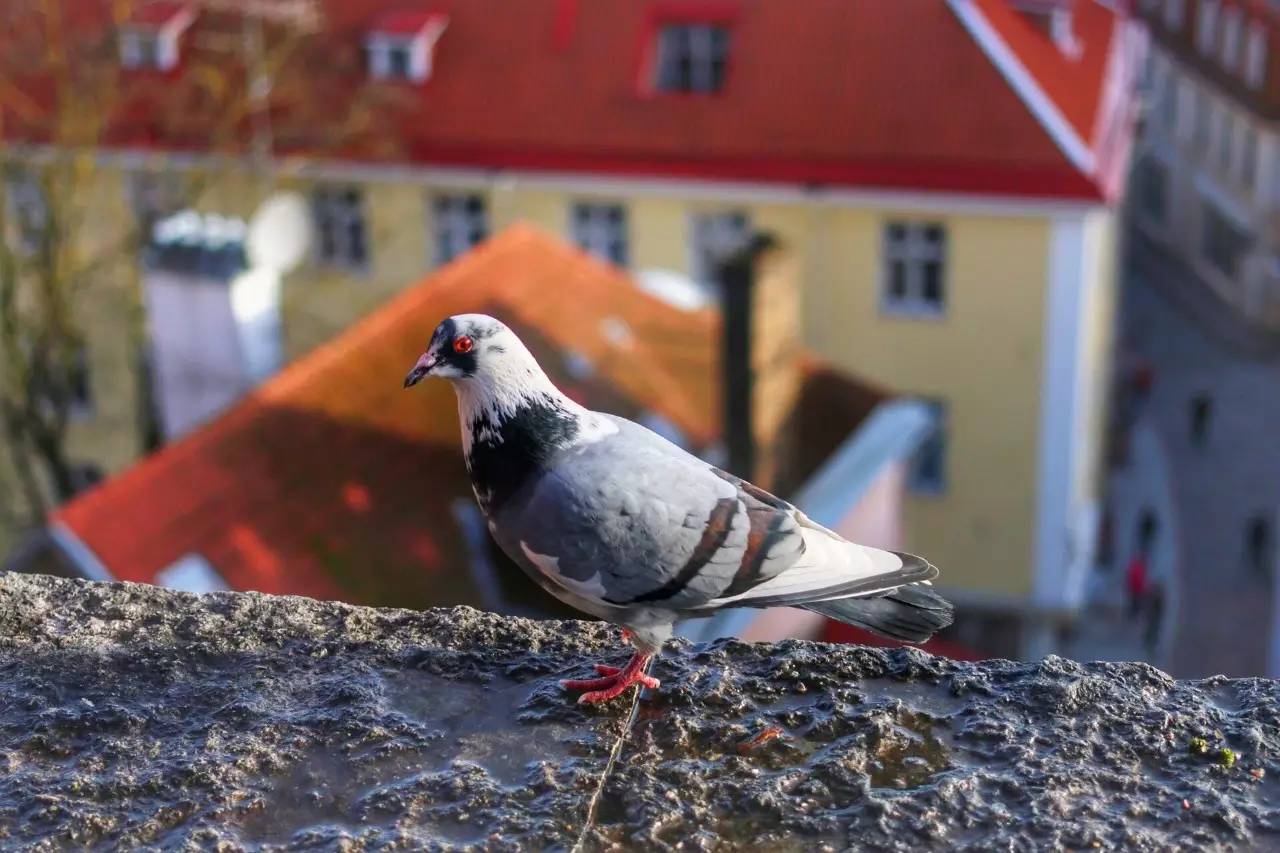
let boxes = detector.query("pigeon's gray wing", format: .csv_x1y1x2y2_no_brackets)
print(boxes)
500,419,933,613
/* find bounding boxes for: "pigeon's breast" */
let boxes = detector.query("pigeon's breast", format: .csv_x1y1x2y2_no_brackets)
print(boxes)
464,396,580,515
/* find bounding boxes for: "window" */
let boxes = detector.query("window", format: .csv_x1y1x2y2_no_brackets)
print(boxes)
1245,23,1268,89
1135,156,1171,226
433,194,488,265
1163,0,1186,30
364,15,446,84
68,343,92,419
128,171,186,239
119,30,161,69
1246,515,1274,577
1201,201,1250,278
689,210,750,286
1189,393,1213,447
1160,68,1179,131
1196,0,1219,55
654,24,730,93
1218,110,1234,173
1193,89,1211,153
367,37,423,82
882,221,947,317
1242,127,1258,190
571,202,628,266
909,400,948,495
5,172,47,255
312,187,369,270
1221,8,1242,71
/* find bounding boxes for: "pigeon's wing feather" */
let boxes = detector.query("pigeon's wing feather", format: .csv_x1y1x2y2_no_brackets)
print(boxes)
504,418,933,613
509,426,750,609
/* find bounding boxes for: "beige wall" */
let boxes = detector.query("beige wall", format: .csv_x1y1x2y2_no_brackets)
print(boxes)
276,178,1065,600
800,209,1051,598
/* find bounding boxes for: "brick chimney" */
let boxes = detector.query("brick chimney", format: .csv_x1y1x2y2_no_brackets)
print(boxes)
718,232,804,490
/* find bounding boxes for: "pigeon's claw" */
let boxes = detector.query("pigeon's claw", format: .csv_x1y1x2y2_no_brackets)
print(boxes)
560,651,658,703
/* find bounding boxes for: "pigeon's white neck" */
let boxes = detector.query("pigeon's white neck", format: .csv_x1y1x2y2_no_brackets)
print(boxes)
450,344,584,457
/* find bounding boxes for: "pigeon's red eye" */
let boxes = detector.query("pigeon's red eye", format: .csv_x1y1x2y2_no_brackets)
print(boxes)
453,335,474,354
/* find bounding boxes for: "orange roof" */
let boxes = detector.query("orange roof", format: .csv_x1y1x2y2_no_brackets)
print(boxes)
54,227,890,604
55,225,881,608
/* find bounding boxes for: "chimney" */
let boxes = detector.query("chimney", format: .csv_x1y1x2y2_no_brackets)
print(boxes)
718,232,804,489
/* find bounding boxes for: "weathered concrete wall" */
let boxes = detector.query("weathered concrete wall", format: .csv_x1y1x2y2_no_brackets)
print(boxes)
1,573,1279,851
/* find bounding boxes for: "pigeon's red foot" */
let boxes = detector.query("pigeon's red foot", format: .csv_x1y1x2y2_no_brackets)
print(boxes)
560,652,659,703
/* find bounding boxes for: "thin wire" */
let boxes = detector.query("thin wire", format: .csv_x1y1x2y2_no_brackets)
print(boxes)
571,657,653,852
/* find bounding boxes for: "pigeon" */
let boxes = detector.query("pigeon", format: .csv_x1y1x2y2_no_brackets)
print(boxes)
404,314,953,703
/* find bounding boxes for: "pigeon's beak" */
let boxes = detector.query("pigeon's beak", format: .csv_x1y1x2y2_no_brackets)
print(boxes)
403,353,437,388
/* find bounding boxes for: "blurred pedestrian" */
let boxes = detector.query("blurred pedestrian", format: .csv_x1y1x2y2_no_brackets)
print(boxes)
1144,578,1165,655
1125,551,1149,618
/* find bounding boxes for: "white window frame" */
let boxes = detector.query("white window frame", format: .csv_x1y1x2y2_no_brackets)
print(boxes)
1193,87,1212,153
688,210,750,286
1160,64,1179,132
881,221,948,319
5,171,47,256
365,18,446,84
1218,109,1234,173
1221,7,1242,71
1196,0,1220,55
571,202,629,267
118,8,193,71
1135,154,1172,229
432,192,488,265
311,186,370,271
1245,23,1268,89
1241,126,1258,190
1200,198,1250,280
654,23,731,94
908,399,948,496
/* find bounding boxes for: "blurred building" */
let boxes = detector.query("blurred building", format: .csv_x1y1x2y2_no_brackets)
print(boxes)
3,0,1143,656
1090,0,1280,676
14,226,952,651
1131,0,1279,326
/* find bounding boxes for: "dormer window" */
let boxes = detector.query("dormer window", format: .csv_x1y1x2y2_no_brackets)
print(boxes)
366,12,449,83
118,3,195,71
654,23,731,93
1012,0,1080,58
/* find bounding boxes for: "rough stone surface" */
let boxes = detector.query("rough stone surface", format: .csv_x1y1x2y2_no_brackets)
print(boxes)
2,574,1280,851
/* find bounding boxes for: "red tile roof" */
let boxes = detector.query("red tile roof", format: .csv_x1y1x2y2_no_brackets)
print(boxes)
125,1,191,27
11,0,1136,201
369,10,448,36
53,226,879,611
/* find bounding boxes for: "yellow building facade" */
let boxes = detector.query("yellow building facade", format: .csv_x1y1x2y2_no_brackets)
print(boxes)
29,158,1117,657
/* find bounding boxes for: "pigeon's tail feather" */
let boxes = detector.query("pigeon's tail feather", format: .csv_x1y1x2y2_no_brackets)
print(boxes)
804,583,955,643
702,525,938,610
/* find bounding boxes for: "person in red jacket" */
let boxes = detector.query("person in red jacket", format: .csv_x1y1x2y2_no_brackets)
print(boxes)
1125,552,1149,618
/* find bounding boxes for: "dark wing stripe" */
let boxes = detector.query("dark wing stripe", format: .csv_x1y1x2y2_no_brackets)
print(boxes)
611,497,739,605
722,505,792,597
688,554,939,612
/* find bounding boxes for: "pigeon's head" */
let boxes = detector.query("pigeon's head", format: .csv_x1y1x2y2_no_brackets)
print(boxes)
403,314,528,387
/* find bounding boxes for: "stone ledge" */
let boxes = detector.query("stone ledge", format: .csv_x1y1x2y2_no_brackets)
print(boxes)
1,573,1279,850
